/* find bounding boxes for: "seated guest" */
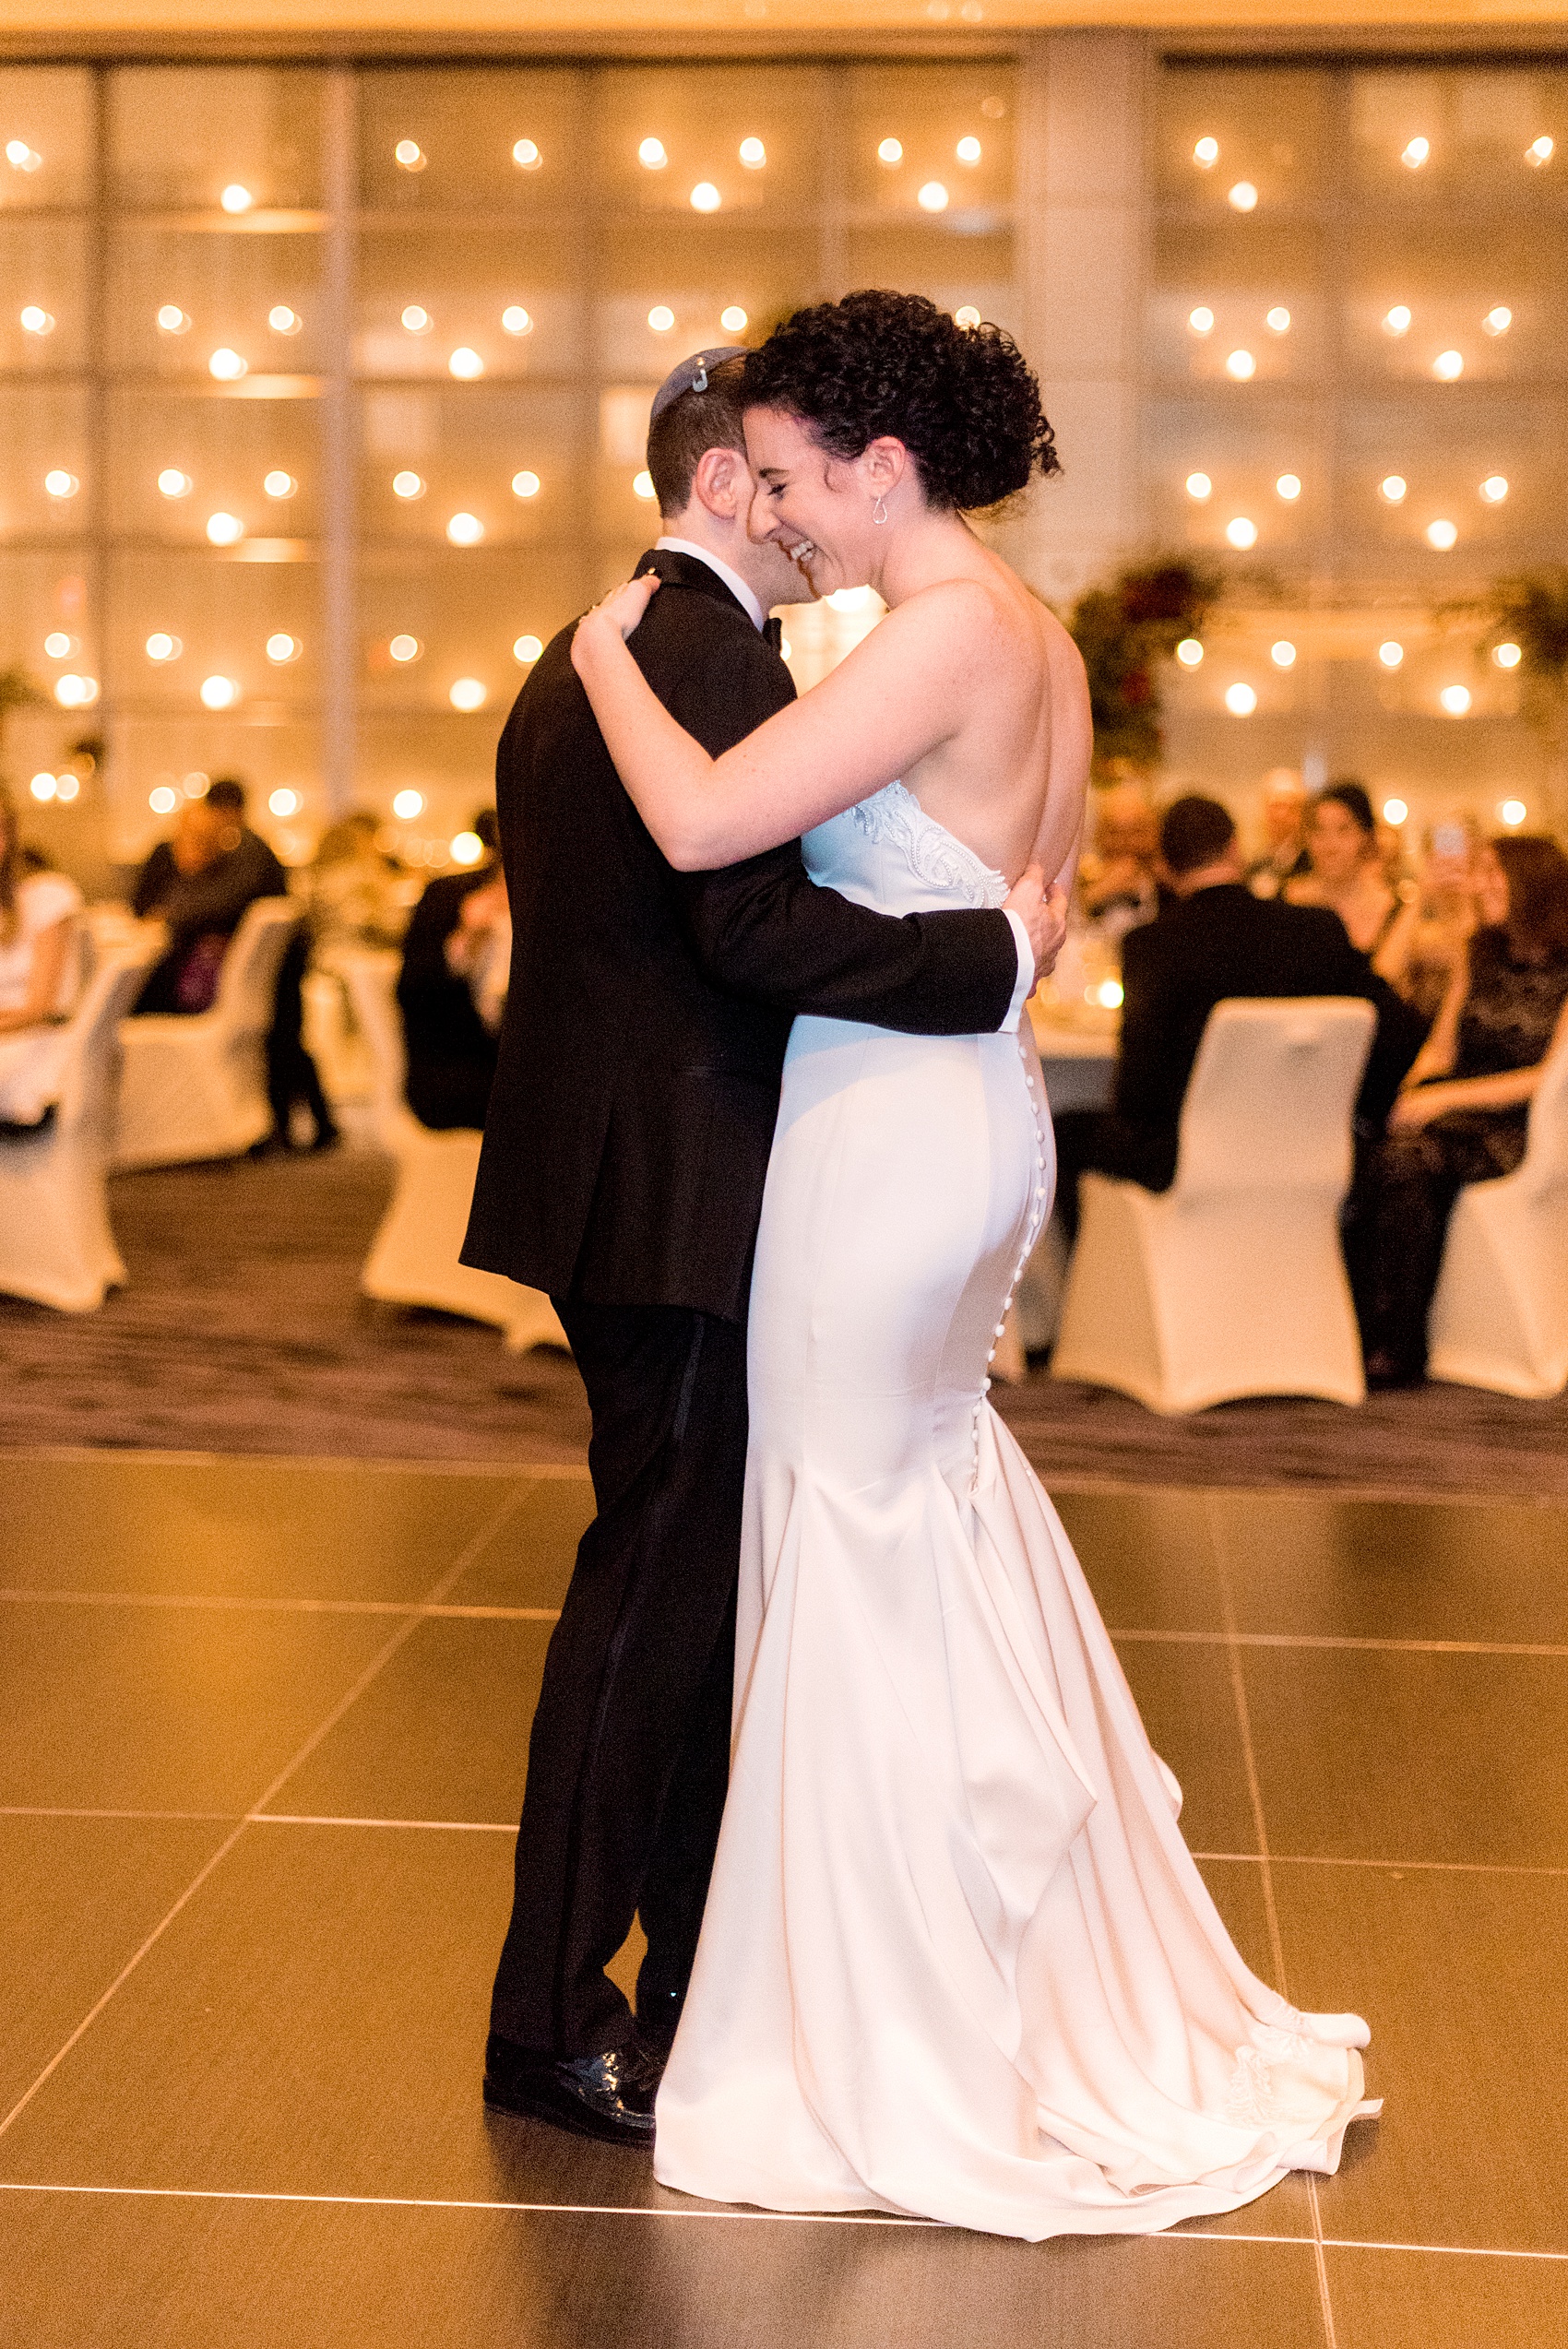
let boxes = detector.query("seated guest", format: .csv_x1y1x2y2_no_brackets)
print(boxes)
1382,810,1482,1022
131,777,287,1014
1245,767,1311,898
306,811,413,955
1284,779,1418,977
397,811,505,1130
1051,794,1426,1237
1075,783,1161,946
0,783,83,1126
1351,833,1568,1388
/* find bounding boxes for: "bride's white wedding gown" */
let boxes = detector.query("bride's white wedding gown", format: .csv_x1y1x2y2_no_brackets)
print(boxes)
653,780,1378,2239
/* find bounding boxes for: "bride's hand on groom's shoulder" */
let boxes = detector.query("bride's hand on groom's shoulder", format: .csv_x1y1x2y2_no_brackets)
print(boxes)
1004,865,1071,981
571,574,661,677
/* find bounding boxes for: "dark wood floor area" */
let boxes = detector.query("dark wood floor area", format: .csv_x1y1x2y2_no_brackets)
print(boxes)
2,1453,1564,2344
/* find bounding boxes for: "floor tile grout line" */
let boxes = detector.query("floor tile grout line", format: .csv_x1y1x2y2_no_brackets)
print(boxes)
0,1590,562,1620
252,1815,517,1833
0,1483,532,2152
1206,1497,1340,2349
1190,1852,1568,1878
0,1447,591,1480
1110,1629,1568,1659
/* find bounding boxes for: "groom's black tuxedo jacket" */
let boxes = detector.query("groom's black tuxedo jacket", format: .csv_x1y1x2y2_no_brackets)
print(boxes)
461,548,1020,1322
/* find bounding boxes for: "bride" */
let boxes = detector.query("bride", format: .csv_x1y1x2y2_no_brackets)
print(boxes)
569,290,1378,2240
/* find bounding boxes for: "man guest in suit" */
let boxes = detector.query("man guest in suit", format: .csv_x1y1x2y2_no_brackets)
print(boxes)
1052,792,1425,1236
462,350,1064,2145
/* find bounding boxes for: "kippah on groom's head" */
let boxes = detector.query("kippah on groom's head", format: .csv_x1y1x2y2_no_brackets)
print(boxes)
646,346,752,518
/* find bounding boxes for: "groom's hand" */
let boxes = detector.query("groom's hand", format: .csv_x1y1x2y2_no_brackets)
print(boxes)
1004,865,1070,984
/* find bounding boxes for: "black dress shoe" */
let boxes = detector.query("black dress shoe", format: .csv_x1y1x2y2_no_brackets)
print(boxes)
482,2034,657,2147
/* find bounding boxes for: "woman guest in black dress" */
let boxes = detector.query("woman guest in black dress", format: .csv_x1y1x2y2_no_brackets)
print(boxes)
1354,832,1568,1386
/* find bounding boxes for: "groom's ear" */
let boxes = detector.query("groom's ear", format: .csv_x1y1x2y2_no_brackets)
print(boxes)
689,443,748,519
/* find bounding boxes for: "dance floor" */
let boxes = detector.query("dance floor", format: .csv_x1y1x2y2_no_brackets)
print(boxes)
2,1450,1562,2343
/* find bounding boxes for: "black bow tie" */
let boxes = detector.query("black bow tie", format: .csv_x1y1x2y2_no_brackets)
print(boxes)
763,615,784,654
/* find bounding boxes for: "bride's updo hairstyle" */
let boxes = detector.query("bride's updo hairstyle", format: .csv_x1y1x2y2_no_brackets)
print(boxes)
742,289,1059,512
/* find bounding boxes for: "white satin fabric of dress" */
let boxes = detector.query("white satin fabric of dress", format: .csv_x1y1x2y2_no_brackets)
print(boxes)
653,779,1379,2239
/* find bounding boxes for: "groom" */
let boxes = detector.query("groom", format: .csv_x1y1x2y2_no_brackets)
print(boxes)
463,349,1062,2144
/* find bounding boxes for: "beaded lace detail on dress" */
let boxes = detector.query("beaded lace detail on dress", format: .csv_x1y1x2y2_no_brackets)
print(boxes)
849,780,1008,912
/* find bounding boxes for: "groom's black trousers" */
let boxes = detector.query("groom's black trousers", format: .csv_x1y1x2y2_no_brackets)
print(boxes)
489,1296,749,2058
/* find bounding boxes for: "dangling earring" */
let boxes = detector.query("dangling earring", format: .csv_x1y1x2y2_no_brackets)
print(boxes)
872,493,888,525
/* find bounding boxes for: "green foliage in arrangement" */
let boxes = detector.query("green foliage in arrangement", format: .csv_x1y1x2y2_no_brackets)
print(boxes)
1063,559,1221,775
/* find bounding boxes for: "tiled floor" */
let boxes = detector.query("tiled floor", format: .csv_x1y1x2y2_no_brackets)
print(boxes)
2,1453,1563,2345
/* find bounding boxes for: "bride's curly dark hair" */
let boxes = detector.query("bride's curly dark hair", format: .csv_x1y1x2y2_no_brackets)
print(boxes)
741,290,1059,513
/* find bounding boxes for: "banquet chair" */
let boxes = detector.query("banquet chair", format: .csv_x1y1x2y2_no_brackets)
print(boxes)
1426,1028,1568,1398
1051,997,1374,1413
113,896,299,1169
0,944,153,1312
338,950,565,1354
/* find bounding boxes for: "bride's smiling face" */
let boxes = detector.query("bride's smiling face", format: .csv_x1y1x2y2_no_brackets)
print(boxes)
742,406,902,597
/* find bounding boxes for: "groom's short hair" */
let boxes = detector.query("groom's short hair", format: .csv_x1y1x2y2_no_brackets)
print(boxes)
647,353,749,519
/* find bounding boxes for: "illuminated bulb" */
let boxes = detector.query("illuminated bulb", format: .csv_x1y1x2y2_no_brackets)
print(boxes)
739,137,766,169
389,635,422,663
1439,684,1471,715
1527,136,1553,166
157,305,190,333
30,774,57,802
148,786,178,814
1401,137,1430,170
918,181,949,212
638,137,668,170
1501,799,1527,825
1432,349,1464,380
1194,136,1219,167
393,789,423,818
514,635,543,662
43,632,72,657
1493,641,1522,669
1379,641,1404,669
720,305,748,332
956,136,981,164
1225,682,1257,715
1175,638,1204,667
1384,799,1408,825
145,633,181,662
394,139,425,172
451,829,486,867
1483,306,1512,337
220,184,253,213
269,788,301,816
1277,473,1302,500
1228,181,1257,211
1185,471,1212,501
181,774,208,798
1381,474,1407,503
513,140,541,170
512,469,540,499
955,305,981,329
1096,979,1124,1010
690,183,721,212
633,470,657,500
53,773,78,802
502,306,532,335
1384,305,1411,336
19,306,53,335
401,305,433,334
264,470,296,499
1480,475,1509,504
1265,306,1290,333
268,305,302,335
1226,348,1255,379
158,468,192,498
266,633,299,662
1426,518,1458,550
448,347,483,379
878,139,903,165
1188,307,1214,335
55,674,96,707
208,347,247,381
647,305,675,332
449,677,487,711
200,674,237,709
6,141,42,172
43,470,77,498
1271,640,1297,668
206,511,244,545
1225,516,1258,548
392,471,424,500
446,512,484,545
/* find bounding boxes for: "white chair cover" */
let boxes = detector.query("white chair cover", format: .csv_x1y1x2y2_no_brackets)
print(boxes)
113,896,300,1170
1427,1029,1568,1397
337,950,565,1355
1051,997,1375,1413
0,944,153,1311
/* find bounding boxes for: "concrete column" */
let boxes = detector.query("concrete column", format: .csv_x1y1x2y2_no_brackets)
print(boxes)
1005,31,1151,607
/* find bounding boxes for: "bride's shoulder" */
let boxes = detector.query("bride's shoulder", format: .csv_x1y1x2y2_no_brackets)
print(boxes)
881,574,1019,657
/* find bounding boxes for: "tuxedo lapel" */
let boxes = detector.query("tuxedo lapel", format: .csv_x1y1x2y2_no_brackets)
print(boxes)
634,545,756,626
